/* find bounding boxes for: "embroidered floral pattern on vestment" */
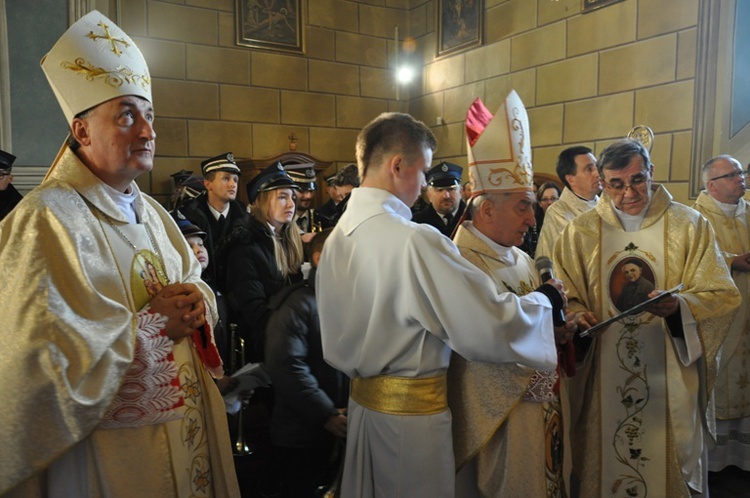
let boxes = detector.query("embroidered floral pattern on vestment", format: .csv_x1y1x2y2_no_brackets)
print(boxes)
100,307,183,429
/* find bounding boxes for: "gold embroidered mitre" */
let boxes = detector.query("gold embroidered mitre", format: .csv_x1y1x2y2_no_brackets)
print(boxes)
465,90,534,195
40,10,151,124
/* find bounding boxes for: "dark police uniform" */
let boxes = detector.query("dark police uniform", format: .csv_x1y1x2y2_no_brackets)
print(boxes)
412,161,466,238
180,152,246,291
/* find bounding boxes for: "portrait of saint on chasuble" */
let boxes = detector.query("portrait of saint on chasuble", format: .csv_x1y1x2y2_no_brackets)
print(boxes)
609,256,656,314
131,250,168,306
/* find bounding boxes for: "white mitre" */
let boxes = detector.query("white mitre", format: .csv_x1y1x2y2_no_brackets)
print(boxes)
40,10,151,125
465,89,534,195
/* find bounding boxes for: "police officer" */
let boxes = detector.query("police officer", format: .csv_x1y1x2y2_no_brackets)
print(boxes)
412,161,466,237
180,152,247,290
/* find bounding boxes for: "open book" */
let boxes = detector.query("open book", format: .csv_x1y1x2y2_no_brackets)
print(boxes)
578,283,684,338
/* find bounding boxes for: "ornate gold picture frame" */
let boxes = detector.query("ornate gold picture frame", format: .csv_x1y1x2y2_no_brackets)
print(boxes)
235,0,304,54
437,0,482,58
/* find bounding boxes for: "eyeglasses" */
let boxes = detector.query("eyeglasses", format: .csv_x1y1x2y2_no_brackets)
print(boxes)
709,170,749,182
0,172,9,179
602,173,649,192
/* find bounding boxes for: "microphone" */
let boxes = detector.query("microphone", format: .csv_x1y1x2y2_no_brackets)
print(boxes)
535,257,566,327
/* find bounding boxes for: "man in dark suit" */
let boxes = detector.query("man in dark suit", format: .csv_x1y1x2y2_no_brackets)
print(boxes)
287,163,317,233
317,173,338,221
412,161,465,237
332,164,360,221
180,152,247,290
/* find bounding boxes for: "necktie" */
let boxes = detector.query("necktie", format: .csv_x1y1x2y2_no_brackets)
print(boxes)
443,213,453,226
297,214,309,232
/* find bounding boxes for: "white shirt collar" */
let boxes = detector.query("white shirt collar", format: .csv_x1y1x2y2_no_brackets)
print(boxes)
337,187,412,235
611,200,649,232
467,223,516,266
709,193,744,217
102,182,138,224
207,201,230,221
573,191,599,208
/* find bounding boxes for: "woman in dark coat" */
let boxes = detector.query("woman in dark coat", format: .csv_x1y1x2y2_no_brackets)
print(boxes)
225,163,304,362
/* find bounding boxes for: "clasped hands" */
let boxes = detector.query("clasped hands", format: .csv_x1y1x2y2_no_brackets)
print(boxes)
149,283,206,341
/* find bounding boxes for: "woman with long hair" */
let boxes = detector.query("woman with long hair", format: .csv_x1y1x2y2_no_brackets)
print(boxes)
223,163,305,496
225,163,304,362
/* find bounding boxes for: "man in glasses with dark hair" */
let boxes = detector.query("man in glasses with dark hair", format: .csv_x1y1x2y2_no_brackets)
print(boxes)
553,139,739,498
693,154,750,473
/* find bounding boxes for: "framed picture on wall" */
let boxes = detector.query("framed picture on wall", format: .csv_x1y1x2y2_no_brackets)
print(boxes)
437,0,482,58
235,0,304,54
582,0,625,12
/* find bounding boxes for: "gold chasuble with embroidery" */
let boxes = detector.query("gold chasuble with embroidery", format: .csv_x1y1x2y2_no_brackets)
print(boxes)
0,147,239,497
554,185,739,498
450,224,565,498
693,192,750,420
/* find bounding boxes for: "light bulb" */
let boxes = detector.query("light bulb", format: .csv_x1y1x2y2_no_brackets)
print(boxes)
396,66,414,84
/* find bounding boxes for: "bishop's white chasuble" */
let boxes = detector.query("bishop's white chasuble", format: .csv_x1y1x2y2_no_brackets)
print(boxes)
102,222,217,497
0,146,239,497
597,217,680,497
451,224,565,498
554,185,740,498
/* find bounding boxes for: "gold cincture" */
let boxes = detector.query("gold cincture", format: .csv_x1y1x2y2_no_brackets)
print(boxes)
351,374,448,415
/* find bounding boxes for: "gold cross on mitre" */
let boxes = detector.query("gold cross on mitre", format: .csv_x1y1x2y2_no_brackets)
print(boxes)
87,21,130,56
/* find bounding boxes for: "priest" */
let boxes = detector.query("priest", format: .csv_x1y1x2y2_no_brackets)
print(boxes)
554,139,739,497
693,154,750,471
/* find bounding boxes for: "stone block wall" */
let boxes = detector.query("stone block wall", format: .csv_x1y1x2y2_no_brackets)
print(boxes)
118,0,700,205
120,0,408,203
412,0,700,204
